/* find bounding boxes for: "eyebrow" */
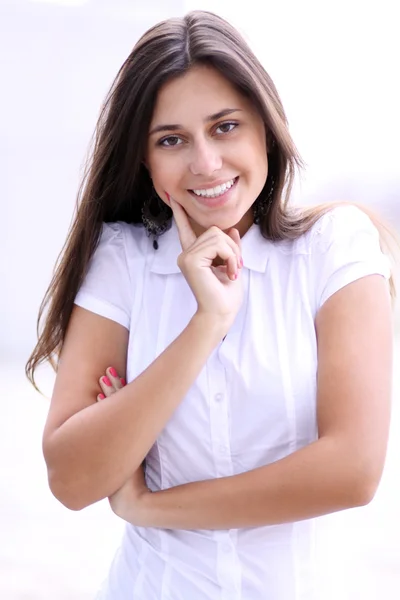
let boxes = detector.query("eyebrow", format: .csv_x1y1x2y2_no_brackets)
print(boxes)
149,108,242,136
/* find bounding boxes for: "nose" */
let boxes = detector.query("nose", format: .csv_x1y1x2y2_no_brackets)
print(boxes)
189,139,222,176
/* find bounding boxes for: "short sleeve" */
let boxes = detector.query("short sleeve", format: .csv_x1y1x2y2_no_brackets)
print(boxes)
74,222,132,329
312,205,391,310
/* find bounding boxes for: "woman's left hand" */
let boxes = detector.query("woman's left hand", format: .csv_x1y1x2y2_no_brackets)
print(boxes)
97,367,152,525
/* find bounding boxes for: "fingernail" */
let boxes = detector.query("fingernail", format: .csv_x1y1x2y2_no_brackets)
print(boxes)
120,378,126,386
102,376,112,387
98,393,105,400
240,257,244,267
165,192,170,203
109,367,118,377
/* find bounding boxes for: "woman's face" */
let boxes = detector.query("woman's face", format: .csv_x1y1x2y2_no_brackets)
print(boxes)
146,64,269,237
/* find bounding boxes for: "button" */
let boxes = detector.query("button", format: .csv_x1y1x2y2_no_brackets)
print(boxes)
215,393,224,402
219,444,228,454
222,543,232,553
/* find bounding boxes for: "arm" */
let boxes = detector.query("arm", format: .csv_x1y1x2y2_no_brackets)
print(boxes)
112,274,393,529
43,306,226,511
45,205,245,512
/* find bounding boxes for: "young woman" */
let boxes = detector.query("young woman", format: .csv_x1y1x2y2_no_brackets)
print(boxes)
26,10,394,600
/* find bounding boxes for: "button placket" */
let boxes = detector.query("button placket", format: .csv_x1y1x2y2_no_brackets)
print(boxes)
210,270,249,478
207,354,232,479
216,532,241,600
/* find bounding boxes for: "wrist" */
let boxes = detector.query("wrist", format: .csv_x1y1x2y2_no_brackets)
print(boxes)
137,488,156,527
191,312,230,342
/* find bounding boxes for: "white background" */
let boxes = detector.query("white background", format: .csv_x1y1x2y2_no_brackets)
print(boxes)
1,0,399,598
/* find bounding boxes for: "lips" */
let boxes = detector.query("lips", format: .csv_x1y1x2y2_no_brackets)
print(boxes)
188,176,239,208
190,177,237,198
188,176,239,197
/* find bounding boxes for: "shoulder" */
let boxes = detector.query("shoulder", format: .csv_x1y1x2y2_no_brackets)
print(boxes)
95,221,153,273
270,204,383,259
306,204,380,253
100,221,148,252
300,204,391,310
265,205,372,256
80,221,150,296
75,221,150,329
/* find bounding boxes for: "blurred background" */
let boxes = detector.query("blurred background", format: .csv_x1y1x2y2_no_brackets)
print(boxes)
1,0,399,598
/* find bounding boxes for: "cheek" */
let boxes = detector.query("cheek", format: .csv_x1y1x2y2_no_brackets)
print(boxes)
252,129,268,158
151,163,185,203
238,128,267,161
150,154,183,185
251,136,269,177
241,141,268,181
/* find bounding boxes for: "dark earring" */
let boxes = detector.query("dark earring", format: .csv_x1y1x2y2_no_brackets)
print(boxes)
253,177,275,225
141,186,171,248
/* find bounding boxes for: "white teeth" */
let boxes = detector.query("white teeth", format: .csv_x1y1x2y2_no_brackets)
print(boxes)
192,178,236,198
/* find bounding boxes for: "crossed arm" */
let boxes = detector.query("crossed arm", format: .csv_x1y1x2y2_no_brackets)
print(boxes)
108,275,393,530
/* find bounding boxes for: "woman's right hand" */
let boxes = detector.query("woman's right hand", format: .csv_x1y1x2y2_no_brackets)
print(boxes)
169,196,244,330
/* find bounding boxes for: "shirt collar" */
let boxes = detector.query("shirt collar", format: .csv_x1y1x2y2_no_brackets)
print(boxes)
149,219,270,274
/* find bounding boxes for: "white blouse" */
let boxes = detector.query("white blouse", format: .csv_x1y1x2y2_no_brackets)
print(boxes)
75,205,391,600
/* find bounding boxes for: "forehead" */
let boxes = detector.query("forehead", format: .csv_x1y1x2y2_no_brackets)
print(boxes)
150,65,249,124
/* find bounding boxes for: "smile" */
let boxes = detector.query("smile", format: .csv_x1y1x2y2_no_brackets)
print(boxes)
190,177,238,199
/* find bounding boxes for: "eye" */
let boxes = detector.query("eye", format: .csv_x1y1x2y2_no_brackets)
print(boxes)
215,121,238,135
158,135,183,147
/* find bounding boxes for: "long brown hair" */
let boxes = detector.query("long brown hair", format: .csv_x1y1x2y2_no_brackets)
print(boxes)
26,10,397,390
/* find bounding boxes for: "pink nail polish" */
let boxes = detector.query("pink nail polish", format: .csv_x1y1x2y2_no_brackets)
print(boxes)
165,192,170,203
120,378,126,386
98,393,105,400
240,257,244,267
102,376,112,387
109,367,117,377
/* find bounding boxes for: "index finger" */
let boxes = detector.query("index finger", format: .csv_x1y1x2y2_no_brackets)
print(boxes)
167,193,197,250
227,227,242,252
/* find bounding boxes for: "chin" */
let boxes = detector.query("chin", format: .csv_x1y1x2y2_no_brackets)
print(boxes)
195,215,237,233
208,214,253,235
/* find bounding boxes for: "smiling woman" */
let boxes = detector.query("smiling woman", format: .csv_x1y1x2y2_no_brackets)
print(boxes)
146,65,269,234
25,9,396,600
